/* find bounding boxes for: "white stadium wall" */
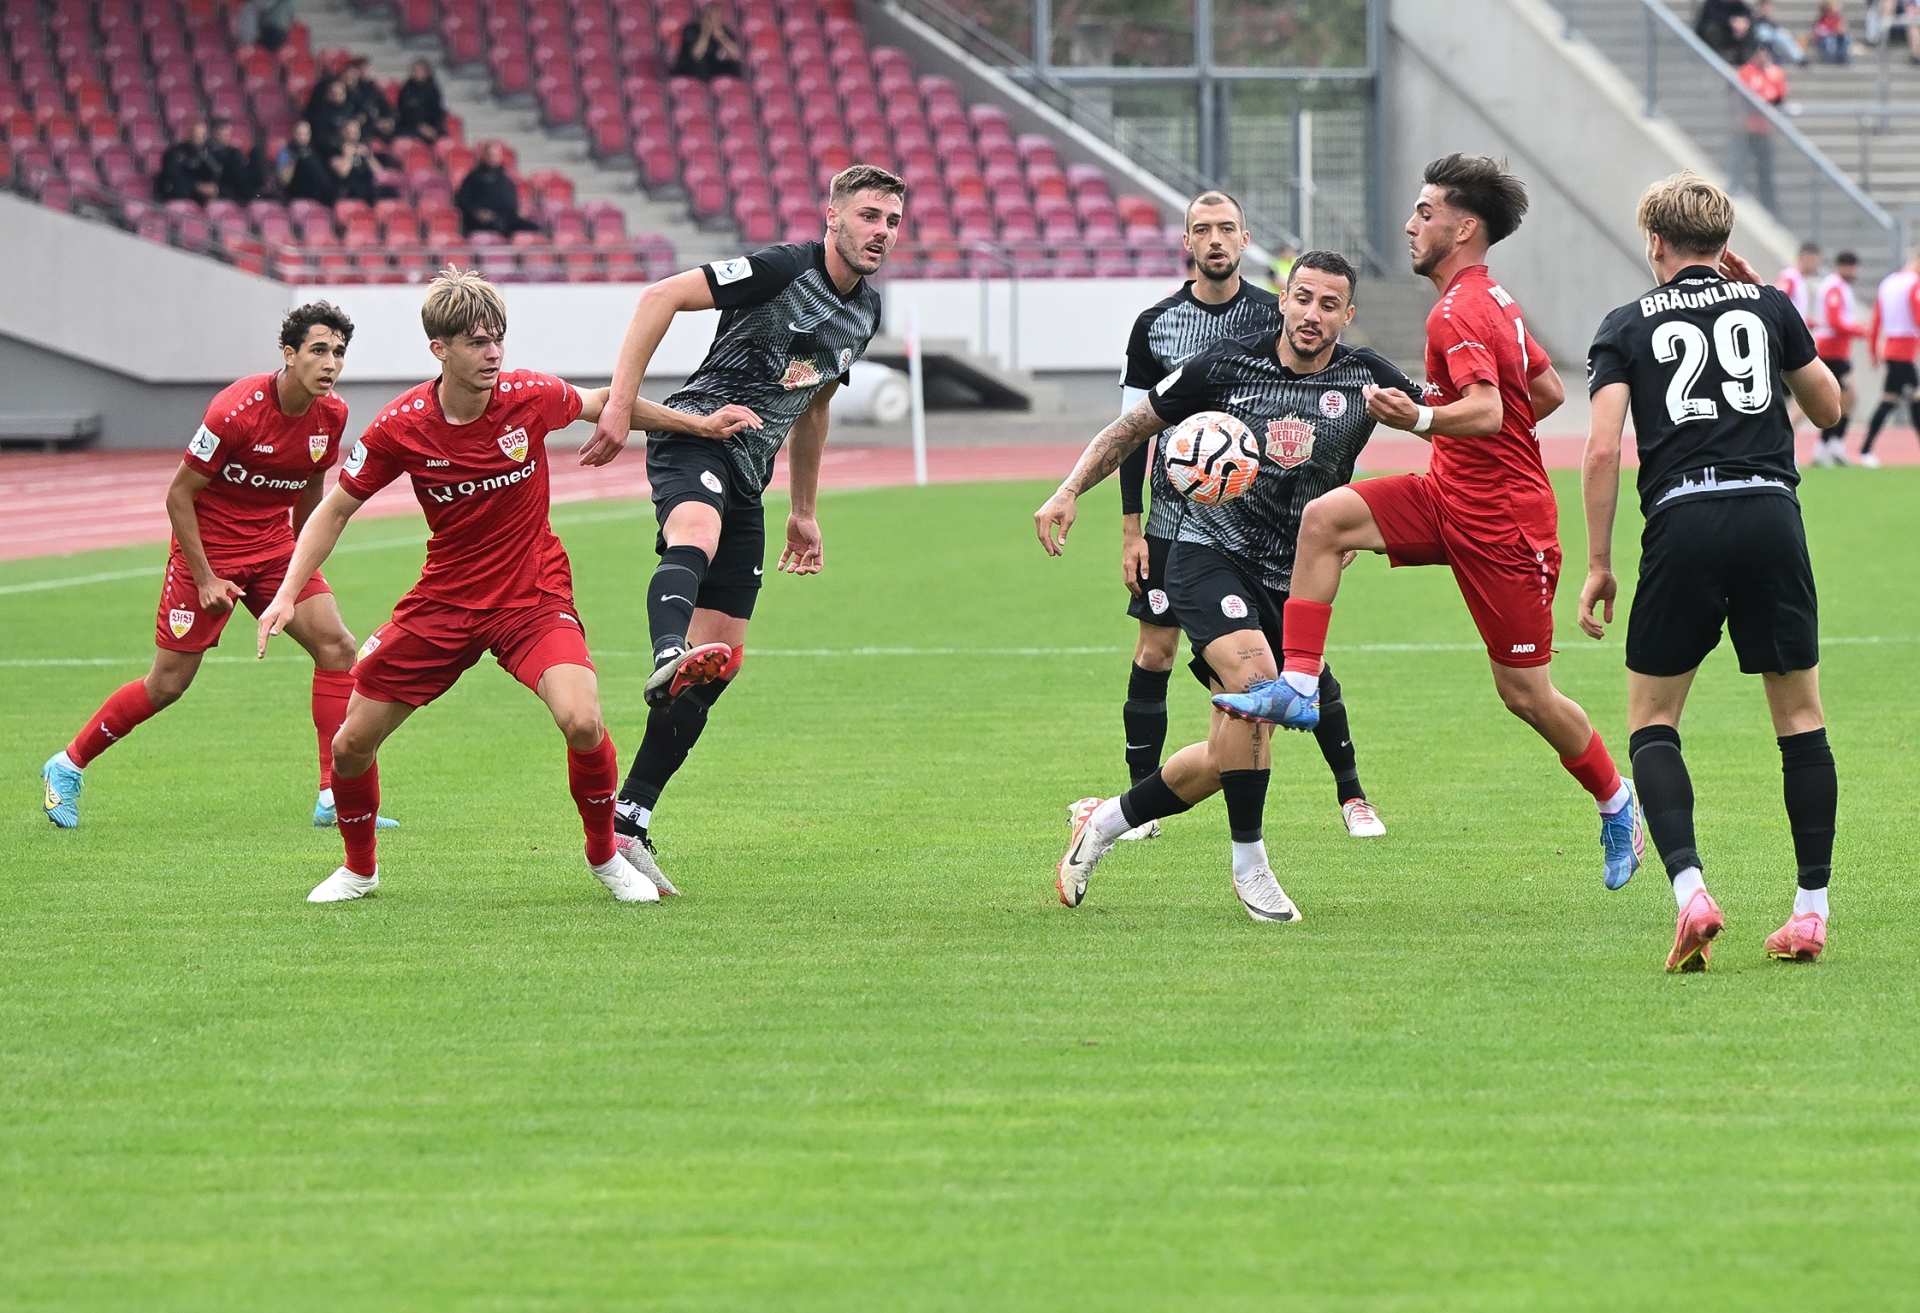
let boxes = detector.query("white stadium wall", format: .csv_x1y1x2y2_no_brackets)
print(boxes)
1384,0,1797,364
0,194,1164,446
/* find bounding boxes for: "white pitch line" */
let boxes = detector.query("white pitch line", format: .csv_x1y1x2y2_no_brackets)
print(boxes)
7,635,1912,669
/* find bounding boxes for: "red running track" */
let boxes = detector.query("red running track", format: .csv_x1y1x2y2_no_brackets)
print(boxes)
1,428,1909,562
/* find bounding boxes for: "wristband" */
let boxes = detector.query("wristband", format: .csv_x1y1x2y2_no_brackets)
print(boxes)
1411,405,1434,435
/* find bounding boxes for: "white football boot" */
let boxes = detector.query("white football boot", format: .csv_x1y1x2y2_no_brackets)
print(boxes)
1341,798,1386,837
589,851,661,903
1232,866,1301,922
613,831,679,897
308,866,378,903
1117,818,1161,841
1057,797,1117,908
1859,451,1882,468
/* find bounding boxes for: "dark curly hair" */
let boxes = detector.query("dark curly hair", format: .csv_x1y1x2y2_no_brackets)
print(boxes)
1423,154,1529,246
279,300,355,350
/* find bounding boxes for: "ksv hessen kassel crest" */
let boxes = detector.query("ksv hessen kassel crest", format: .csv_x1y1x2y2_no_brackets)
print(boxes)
497,426,530,462
1266,414,1316,469
308,432,329,463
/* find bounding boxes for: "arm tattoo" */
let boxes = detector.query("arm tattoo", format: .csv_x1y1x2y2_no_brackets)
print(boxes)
1062,400,1167,496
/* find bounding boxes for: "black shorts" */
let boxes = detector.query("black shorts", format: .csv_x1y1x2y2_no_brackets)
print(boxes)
1820,355,1851,385
1883,359,1919,396
1627,493,1818,677
1168,541,1344,696
1124,534,1182,627
646,434,765,620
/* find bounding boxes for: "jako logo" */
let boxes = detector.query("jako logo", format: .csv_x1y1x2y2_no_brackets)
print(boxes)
1510,643,1536,654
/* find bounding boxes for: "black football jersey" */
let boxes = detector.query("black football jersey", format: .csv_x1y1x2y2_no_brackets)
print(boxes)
1586,265,1818,518
1147,335,1413,590
1118,282,1282,540
652,242,884,492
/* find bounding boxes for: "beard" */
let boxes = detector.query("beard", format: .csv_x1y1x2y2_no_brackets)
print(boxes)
1284,324,1333,362
1196,252,1240,282
837,228,887,275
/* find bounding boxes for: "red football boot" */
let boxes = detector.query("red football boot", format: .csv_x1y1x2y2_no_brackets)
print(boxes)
1765,912,1827,962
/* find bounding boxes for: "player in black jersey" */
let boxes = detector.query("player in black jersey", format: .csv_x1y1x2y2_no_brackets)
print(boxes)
580,164,902,889
1036,251,1413,922
1108,194,1385,843
1580,172,1843,971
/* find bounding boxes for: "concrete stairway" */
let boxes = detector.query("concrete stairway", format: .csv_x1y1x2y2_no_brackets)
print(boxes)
298,0,739,268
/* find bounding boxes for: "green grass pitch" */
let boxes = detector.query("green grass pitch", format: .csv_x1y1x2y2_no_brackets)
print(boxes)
1,469,1917,1310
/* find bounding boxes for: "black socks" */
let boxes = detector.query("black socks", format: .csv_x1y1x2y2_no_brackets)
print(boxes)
1313,663,1364,805
1218,768,1270,843
647,544,710,661
1629,724,1699,880
614,677,732,835
1117,768,1195,830
1863,399,1898,455
1123,663,1170,785
1779,728,1837,890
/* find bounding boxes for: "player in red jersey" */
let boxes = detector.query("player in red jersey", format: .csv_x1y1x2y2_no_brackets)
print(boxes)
1809,251,1865,465
256,269,752,904
1222,154,1647,890
40,302,396,832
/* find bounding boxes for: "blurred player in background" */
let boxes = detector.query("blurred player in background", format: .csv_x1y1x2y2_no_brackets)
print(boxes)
1275,154,1648,892
1811,250,1865,465
1109,193,1385,843
581,164,900,891
40,303,395,832
258,270,727,905
1859,247,1920,467
1035,252,1412,922
1775,241,1820,428
1581,173,1842,970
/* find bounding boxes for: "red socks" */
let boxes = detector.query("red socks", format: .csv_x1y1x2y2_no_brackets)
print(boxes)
1561,730,1625,804
1281,598,1333,677
311,669,355,790
66,680,158,768
333,763,381,876
568,730,620,867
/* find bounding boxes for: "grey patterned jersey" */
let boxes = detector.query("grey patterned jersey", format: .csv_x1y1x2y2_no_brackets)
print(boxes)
1147,336,1415,590
1118,282,1282,540
651,242,883,493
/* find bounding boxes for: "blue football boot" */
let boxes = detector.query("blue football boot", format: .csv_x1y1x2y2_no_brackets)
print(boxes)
1212,677,1320,731
1599,779,1646,891
314,797,401,829
41,753,83,828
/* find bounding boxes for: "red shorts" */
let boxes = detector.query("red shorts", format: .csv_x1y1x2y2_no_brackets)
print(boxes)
155,548,331,653
1353,473,1559,668
351,590,594,707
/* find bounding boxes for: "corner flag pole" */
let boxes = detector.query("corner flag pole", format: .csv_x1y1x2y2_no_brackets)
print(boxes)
907,303,928,487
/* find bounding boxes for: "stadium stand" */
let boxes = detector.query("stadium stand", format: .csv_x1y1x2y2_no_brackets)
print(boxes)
373,0,1187,278
0,0,677,282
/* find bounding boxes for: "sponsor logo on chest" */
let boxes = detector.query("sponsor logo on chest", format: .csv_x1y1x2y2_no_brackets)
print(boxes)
780,359,823,391
497,426,530,462
1266,414,1317,470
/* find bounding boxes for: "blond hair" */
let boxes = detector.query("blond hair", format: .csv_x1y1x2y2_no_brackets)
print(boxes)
1636,172,1735,257
421,266,507,341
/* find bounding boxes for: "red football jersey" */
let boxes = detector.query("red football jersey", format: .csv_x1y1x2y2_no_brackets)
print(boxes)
1422,265,1557,539
181,372,348,566
338,369,584,612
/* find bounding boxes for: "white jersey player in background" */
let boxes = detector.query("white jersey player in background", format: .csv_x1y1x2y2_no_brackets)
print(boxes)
1810,251,1865,466
1860,249,1920,468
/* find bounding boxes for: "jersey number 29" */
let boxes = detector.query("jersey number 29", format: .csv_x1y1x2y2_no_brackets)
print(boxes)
1652,309,1772,424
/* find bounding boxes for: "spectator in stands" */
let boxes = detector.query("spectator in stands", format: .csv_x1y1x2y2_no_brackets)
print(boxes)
1740,44,1787,210
1814,0,1853,62
258,0,297,54
455,140,538,237
327,120,379,205
155,120,220,203
283,121,336,203
208,118,258,203
307,78,357,155
1753,0,1807,62
233,0,260,50
342,57,395,144
395,59,447,142
672,3,744,80
1697,0,1758,62
1871,0,1920,62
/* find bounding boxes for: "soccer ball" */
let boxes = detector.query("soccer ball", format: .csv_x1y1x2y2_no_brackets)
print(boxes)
1163,411,1260,505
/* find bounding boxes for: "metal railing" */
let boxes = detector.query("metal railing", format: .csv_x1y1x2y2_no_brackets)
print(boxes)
1549,0,1895,268
881,0,1394,273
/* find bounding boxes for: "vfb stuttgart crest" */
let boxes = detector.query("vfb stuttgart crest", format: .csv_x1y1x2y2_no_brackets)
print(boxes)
308,432,329,463
168,608,195,638
1266,414,1316,469
497,425,530,462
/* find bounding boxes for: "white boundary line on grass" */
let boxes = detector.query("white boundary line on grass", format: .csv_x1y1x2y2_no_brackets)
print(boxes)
2,635,1913,669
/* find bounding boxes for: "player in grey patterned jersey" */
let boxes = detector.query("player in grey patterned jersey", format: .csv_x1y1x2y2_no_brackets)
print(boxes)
1035,252,1409,921
580,164,902,887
